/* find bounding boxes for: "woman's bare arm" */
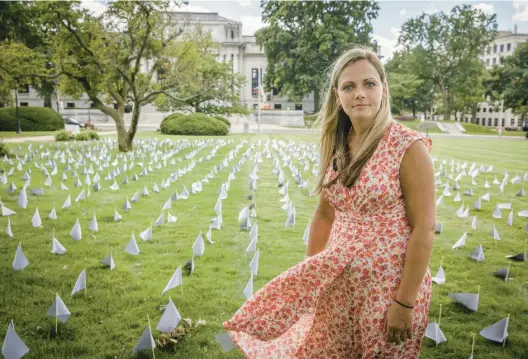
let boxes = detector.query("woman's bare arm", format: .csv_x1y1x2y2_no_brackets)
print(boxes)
306,193,335,257
396,140,436,306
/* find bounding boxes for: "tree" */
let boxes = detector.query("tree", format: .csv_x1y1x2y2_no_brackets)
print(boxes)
385,51,435,118
154,26,250,116
0,41,48,132
451,58,488,123
255,0,380,112
398,5,497,121
0,1,56,108
485,42,528,125
35,1,208,151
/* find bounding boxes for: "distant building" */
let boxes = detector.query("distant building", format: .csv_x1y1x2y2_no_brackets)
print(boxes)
11,11,384,123
460,26,528,129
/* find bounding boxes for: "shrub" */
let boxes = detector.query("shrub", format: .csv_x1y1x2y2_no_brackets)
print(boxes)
160,113,228,136
55,130,74,142
213,115,231,128
0,141,9,157
0,107,64,131
124,103,133,113
160,113,185,134
86,130,100,140
75,132,90,141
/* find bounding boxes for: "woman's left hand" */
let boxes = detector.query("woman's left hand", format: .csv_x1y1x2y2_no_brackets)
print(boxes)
385,302,413,344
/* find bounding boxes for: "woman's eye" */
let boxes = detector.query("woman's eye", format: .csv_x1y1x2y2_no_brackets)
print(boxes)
366,82,375,88
343,85,352,91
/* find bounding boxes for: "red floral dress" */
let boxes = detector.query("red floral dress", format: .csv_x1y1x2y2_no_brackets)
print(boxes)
223,121,433,358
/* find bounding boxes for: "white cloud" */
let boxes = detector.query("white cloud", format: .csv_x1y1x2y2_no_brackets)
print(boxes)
472,3,496,16
373,27,402,63
513,0,528,21
80,0,107,17
400,8,407,17
240,15,265,36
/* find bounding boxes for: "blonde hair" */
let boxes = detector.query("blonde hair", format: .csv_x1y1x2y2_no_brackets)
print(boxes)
312,45,392,195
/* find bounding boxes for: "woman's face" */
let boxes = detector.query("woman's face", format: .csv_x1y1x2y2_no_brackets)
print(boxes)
335,59,384,125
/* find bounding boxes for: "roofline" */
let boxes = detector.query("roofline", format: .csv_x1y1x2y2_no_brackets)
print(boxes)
167,11,242,25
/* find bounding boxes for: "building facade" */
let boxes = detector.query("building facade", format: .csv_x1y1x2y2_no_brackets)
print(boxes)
11,11,388,123
460,27,528,129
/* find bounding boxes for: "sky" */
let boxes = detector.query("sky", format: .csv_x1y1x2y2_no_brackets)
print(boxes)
81,0,528,61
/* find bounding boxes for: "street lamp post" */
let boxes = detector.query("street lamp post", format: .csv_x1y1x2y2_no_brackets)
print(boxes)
15,88,22,134
498,97,504,137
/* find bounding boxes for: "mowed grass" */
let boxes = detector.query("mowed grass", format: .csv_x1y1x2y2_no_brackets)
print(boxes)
0,133,526,359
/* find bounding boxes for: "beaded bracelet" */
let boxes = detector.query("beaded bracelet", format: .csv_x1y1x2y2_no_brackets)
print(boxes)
393,299,414,309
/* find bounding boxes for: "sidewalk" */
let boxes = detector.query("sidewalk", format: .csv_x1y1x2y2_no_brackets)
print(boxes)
1,131,117,143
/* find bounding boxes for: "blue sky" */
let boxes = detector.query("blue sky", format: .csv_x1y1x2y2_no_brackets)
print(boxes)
81,0,528,60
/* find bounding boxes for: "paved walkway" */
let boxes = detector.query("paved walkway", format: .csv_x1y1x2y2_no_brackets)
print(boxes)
1,131,117,143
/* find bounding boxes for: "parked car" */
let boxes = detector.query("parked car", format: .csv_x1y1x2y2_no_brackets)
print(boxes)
64,117,86,128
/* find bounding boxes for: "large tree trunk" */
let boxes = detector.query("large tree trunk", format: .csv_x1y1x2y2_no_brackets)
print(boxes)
471,104,477,124
43,92,52,108
114,114,133,152
313,88,321,113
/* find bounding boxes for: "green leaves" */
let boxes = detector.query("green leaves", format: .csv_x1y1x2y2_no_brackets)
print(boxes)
256,0,380,111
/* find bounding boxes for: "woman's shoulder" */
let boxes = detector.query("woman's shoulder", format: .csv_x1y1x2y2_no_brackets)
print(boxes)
388,120,432,153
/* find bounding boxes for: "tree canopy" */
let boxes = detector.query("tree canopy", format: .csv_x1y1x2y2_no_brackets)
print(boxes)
255,0,380,112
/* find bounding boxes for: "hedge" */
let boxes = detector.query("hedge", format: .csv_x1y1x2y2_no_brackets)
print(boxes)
55,130,99,142
213,115,231,128
160,113,228,136
0,107,64,131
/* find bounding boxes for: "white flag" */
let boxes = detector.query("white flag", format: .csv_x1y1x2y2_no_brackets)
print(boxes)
132,323,156,355
51,237,67,255
193,232,205,257
61,195,71,210
1,320,30,359
156,297,182,333
71,269,86,296
47,294,71,323
167,212,177,224
243,273,254,300
100,253,115,270
154,212,164,227
1,205,16,217
249,249,260,276
161,266,183,295
70,219,82,241
12,243,28,271
6,217,14,238
139,226,152,241
88,213,98,233
31,208,42,228
48,207,57,220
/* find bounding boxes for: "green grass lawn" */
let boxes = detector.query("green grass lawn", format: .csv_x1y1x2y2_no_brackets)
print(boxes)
397,120,442,134
454,122,527,137
0,134,526,359
0,131,55,138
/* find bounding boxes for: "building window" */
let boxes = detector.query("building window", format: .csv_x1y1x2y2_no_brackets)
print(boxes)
493,44,497,53
507,43,511,51
66,102,75,109
18,85,29,94
486,59,490,66
223,54,226,62
295,104,302,111
510,118,515,126
231,30,234,39
113,103,119,110
486,46,490,54
274,104,282,110
483,108,486,112
489,108,492,113
90,102,96,108
251,68,259,97
476,118,480,125
494,118,498,126
20,102,29,106
492,58,496,65
488,118,492,126
501,119,505,126
500,44,504,52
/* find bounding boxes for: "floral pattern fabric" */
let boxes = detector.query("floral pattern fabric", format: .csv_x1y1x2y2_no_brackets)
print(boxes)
224,121,433,359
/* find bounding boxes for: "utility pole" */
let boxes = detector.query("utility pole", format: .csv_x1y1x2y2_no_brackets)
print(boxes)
498,96,504,137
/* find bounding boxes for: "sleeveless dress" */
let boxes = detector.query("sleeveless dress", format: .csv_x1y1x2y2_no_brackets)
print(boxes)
223,121,433,359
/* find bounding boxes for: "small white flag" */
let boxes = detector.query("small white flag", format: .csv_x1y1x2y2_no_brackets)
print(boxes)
124,233,140,256
47,294,71,323
71,269,86,296
12,243,28,271
1,320,30,359
70,219,82,241
161,266,183,295
31,208,42,228
156,297,182,333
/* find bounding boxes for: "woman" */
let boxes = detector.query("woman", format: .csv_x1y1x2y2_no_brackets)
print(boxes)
221,46,435,358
